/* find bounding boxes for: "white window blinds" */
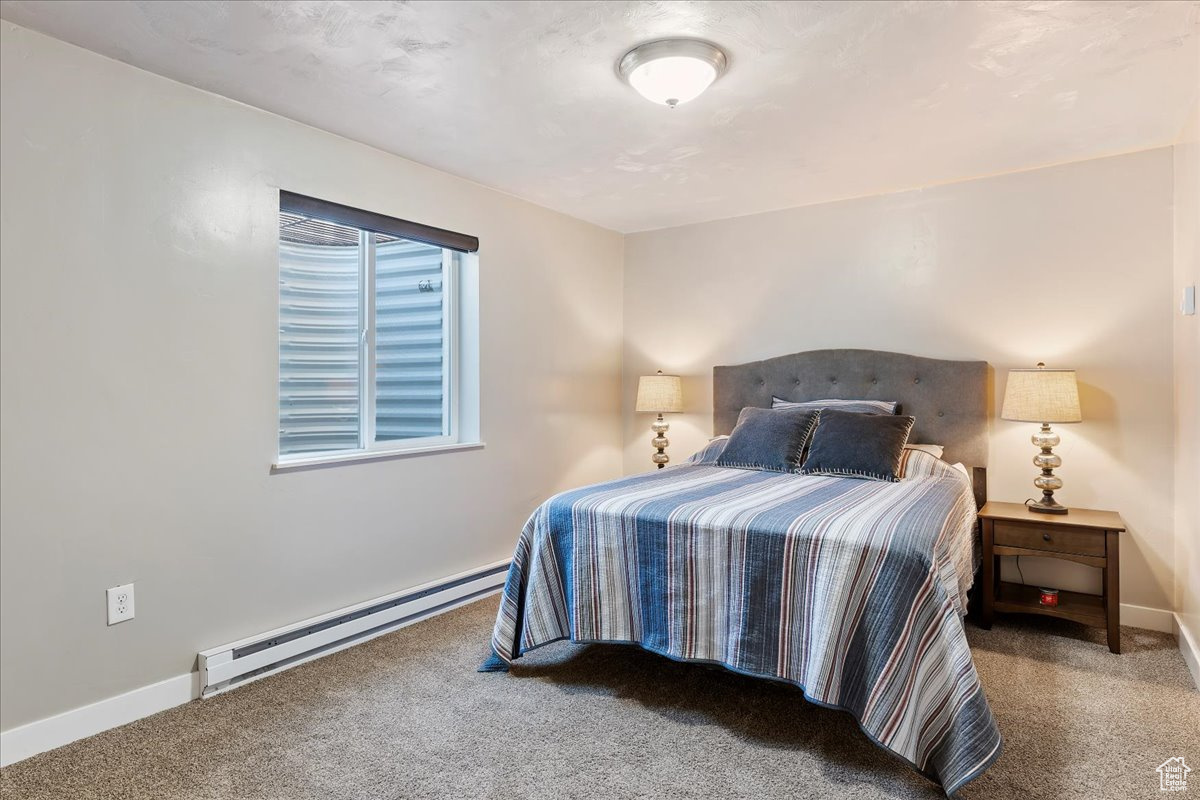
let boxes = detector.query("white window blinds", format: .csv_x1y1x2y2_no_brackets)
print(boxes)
277,195,469,459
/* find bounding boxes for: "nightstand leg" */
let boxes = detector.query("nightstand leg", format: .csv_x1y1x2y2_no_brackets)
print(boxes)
1105,530,1120,654
981,520,994,629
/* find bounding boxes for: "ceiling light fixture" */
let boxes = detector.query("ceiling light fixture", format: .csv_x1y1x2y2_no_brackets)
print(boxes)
617,39,728,108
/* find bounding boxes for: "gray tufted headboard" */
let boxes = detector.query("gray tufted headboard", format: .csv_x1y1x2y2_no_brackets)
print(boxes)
714,349,989,504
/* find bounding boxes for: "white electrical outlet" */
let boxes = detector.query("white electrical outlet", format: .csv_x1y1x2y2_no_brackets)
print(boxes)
107,583,135,625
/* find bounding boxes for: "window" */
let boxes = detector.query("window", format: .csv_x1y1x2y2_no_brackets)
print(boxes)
276,192,479,465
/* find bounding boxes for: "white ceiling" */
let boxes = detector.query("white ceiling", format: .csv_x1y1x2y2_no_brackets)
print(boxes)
2,0,1197,232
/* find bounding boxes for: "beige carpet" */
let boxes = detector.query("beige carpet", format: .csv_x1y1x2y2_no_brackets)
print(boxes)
2,598,1197,800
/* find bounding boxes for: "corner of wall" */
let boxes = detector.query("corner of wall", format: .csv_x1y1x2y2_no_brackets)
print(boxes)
1172,95,1200,688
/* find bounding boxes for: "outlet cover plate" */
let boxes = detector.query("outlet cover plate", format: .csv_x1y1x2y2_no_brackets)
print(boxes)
107,583,135,625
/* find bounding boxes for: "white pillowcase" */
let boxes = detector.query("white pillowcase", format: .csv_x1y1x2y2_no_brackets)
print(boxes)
903,443,944,459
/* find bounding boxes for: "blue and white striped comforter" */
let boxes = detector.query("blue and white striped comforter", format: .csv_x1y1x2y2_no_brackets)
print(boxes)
485,451,1001,794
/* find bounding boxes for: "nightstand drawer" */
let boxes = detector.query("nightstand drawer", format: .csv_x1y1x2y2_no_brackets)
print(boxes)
993,521,1106,557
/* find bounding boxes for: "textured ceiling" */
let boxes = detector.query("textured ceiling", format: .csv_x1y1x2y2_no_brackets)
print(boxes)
2,0,1197,232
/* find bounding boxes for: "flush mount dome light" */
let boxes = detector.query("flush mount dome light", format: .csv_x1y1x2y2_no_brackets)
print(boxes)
618,38,728,108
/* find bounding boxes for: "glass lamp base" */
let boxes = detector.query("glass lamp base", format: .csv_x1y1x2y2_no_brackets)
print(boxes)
650,414,670,469
1028,423,1069,514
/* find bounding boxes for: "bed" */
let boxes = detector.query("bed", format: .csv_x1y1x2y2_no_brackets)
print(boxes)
482,349,1001,795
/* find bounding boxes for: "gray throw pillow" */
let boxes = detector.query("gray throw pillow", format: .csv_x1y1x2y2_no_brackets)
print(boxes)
800,409,915,482
716,407,819,473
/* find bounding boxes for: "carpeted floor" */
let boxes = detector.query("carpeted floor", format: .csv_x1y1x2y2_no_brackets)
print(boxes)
1,598,1197,800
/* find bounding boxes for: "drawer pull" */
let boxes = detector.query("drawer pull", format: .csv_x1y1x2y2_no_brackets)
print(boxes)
992,522,1106,557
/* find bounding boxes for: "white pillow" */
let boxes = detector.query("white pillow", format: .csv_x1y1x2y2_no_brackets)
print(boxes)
903,443,944,459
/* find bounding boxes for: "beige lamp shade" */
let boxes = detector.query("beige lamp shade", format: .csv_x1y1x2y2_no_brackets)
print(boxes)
636,371,683,413
1001,365,1082,423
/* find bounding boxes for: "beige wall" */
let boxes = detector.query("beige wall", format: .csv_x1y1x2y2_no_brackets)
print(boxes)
1174,95,1200,677
624,149,1176,611
0,25,624,730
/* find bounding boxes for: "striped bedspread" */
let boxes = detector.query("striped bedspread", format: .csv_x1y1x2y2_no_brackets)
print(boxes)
485,452,1001,794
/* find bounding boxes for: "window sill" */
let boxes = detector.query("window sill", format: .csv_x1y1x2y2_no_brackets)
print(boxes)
272,441,485,472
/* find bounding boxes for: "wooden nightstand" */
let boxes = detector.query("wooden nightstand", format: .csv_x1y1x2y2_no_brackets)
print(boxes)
979,501,1126,653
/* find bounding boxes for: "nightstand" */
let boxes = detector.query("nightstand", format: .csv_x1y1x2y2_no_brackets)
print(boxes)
979,501,1126,653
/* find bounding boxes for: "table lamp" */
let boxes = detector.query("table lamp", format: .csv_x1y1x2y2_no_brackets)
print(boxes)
1001,362,1082,514
636,370,683,468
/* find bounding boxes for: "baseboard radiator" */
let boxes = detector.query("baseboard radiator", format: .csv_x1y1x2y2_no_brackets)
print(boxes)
198,560,509,698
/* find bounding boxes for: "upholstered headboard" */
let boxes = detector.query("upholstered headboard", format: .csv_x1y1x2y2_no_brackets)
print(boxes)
713,349,989,503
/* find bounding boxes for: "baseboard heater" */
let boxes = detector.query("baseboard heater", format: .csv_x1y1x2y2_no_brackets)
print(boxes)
198,560,509,698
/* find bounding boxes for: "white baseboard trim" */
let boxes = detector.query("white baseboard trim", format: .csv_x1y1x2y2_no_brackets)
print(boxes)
0,562,509,768
1175,614,1200,691
0,672,198,768
1120,602,1174,633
